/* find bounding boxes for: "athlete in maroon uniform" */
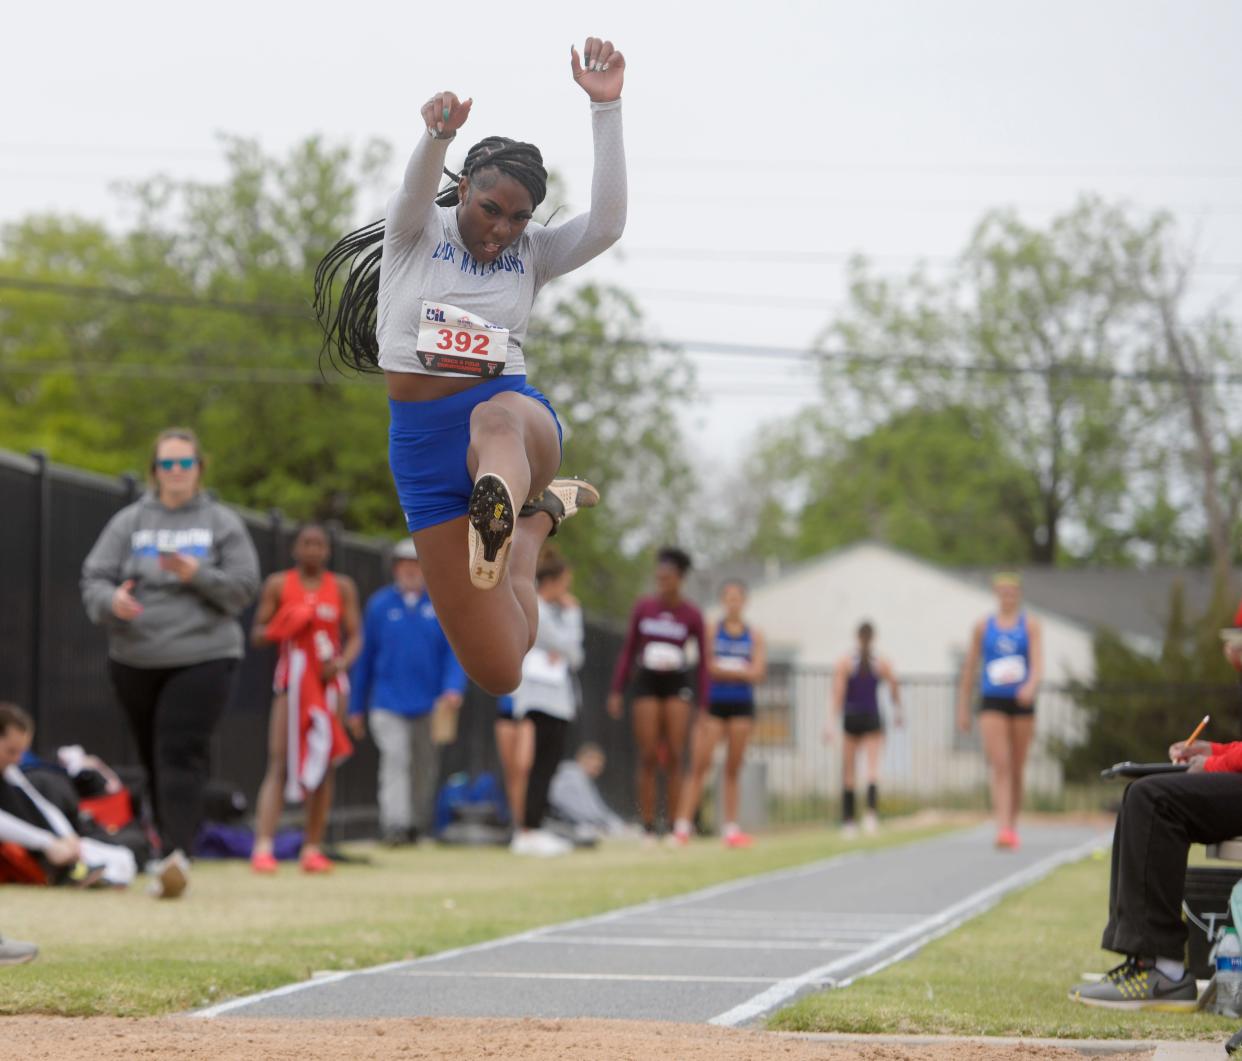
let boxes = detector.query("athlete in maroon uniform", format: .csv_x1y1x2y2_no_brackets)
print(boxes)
250,525,361,874
607,547,707,836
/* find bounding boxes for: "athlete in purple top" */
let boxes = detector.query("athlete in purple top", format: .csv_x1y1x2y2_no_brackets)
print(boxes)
607,547,707,836
825,622,902,837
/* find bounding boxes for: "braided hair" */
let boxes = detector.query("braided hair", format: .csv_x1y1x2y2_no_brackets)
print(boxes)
314,136,548,374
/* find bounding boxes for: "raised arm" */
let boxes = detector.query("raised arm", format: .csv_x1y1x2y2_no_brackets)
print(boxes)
531,38,627,283
387,91,474,243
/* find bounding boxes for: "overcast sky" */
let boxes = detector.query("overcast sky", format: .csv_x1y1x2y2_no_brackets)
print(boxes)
4,0,1240,465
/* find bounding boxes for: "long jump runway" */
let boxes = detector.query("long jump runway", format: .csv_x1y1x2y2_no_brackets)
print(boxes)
198,823,1107,1026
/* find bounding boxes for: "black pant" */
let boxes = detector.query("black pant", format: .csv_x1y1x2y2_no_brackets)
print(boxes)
108,657,237,857
1102,771,1242,960
523,711,569,831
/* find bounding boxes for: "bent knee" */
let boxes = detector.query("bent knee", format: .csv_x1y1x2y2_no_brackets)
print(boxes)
470,401,522,441
470,659,523,697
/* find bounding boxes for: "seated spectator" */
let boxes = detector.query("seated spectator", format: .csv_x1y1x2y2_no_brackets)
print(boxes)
0,703,138,890
549,743,628,838
1068,735,1242,1009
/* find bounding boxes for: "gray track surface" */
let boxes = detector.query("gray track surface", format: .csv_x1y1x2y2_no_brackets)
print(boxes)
200,823,1106,1026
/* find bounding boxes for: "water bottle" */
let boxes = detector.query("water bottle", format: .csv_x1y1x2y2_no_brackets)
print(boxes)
1215,926,1242,1017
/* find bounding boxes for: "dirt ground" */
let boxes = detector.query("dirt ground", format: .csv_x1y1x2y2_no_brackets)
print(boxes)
0,1017,1156,1060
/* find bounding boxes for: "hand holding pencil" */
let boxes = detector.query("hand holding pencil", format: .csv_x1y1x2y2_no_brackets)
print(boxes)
1169,714,1211,768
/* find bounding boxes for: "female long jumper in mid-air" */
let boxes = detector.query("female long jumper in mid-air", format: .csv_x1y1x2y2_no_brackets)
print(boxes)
315,38,626,694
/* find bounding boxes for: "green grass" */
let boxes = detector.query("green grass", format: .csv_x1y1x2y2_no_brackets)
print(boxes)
0,821,953,1017
769,847,1238,1041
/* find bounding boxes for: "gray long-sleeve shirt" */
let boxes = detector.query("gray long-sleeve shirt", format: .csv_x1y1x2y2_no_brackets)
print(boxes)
512,598,585,721
80,491,261,668
377,100,627,377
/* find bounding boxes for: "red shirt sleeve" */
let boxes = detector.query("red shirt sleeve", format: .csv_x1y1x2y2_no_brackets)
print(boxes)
1205,741,1242,773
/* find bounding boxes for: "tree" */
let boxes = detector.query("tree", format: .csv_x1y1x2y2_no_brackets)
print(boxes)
0,135,698,617
735,196,1241,570
1059,581,1242,782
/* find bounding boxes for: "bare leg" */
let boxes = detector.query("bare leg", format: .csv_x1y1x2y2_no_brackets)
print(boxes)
661,697,694,828
632,696,662,829
253,695,288,856
677,714,723,827
841,732,859,790
722,717,753,826
495,718,533,829
862,732,884,787
414,393,561,694
1007,715,1036,832
979,712,1014,833
303,768,334,853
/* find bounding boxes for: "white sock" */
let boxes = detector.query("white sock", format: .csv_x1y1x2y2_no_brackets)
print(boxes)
723,822,740,838
1155,956,1186,981
673,818,692,836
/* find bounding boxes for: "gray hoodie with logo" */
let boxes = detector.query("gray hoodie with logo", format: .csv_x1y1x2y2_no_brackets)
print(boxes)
81,492,261,668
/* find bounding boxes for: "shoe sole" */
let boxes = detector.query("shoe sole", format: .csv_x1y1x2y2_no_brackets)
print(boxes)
1067,991,1198,1011
552,478,600,520
468,474,516,590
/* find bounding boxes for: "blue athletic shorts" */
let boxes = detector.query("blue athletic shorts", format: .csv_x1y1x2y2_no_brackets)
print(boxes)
388,375,562,533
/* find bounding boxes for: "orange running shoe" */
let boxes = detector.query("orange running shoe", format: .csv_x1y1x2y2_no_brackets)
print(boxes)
996,828,1020,850
724,831,754,849
300,850,334,874
250,850,279,874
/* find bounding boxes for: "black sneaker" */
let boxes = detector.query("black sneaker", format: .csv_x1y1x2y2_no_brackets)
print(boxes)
1068,957,1198,1011
519,477,600,537
1226,1026,1242,1055
467,473,516,590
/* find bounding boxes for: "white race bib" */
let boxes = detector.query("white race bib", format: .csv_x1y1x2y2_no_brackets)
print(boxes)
522,647,569,686
986,654,1027,687
643,642,686,672
416,300,509,378
715,656,748,673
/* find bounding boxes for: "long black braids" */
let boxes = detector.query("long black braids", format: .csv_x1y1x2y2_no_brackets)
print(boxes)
314,136,548,374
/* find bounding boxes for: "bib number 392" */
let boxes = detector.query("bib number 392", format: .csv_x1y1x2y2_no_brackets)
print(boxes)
416,300,509,378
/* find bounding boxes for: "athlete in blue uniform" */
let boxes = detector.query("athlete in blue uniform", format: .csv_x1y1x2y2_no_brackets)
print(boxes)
826,623,902,836
673,581,766,847
956,572,1044,850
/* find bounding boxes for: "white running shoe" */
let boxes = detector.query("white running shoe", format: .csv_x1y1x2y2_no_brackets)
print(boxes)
510,829,573,858
467,473,516,590
148,849,190,900
862,811,879,835
841,821,860,840
0,935,38,965
520,478,600,536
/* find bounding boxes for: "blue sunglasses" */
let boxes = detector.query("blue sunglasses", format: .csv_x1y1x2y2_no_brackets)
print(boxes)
157,457,197,471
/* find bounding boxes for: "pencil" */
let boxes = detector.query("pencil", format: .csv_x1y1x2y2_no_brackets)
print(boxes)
1185,714,1210,746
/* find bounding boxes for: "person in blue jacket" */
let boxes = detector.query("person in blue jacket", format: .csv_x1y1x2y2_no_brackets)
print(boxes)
349,540,466,844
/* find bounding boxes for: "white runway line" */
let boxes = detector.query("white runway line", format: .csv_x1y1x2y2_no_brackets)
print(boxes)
395,970,780,984
706,832,1110,1027
530,934,853,951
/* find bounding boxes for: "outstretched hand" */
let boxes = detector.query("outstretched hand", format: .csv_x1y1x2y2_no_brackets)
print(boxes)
571,37,624,102
421,91,473,137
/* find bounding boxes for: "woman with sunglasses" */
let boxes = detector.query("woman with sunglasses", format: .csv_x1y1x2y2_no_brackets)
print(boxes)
82,427,261,896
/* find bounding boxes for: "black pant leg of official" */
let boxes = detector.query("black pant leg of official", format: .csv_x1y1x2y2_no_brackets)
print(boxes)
1102,771,1242,960
108,659,167,836
152,658,237,855
523,712,569,831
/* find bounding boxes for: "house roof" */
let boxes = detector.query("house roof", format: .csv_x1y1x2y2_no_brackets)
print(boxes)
698,541,1227,645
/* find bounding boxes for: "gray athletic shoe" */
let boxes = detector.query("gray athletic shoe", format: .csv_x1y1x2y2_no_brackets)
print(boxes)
0,935,38,966
1069,957,1197,1011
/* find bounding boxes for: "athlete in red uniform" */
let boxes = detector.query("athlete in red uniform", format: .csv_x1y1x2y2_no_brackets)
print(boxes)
250,524,362,873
